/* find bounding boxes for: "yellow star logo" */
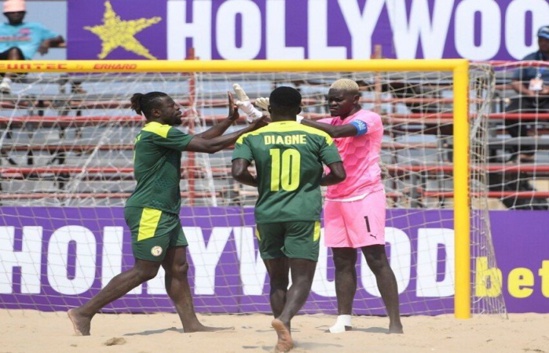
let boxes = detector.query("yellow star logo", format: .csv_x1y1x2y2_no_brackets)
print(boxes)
84,1,161,60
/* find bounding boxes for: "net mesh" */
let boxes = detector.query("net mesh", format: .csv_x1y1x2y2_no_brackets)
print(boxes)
0,63,506,316
487,61,549,211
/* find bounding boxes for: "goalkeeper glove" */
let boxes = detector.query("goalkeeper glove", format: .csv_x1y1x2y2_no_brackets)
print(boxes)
254,97,270,113
233,83,263,122
252,96,304,123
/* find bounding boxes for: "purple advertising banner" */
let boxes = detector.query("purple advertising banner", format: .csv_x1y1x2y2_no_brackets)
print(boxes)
1,207,548,314
489,211,549,313
67,0,549,61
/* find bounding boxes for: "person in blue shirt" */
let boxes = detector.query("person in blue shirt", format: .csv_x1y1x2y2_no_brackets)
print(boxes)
505,25,549,163
0,0,64,94
494,25,549,211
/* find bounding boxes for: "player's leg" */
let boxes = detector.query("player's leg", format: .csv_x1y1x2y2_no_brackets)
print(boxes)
275,220,320,325
162,246,231,332
264,257,290,318
68,207,170,336
359,190,403,333
270,257,316,330
275,258,316,325
330,247,358,333
257,223,289,318
263,257,292,353
270,221,320,352
361,245,403,333
68,258,161,335
161,212,230,332
258,222,296,352
324,200,356,333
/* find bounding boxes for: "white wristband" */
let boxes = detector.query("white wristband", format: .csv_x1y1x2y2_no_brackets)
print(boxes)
296,115,304,123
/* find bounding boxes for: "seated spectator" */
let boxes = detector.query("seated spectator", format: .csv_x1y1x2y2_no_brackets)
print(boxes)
0,0,82,94
505,25,549,163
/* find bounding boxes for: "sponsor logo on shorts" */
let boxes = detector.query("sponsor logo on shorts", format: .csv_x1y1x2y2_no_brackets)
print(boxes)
151,246,163,257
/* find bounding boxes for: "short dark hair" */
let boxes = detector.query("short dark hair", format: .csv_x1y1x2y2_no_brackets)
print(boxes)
269,86,301,108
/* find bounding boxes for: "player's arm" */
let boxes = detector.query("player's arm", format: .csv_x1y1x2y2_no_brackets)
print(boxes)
301,119,360,138
195,92,241,139
186,117,267,153
232,84,268,121
231,159,257,187
320,161,346,186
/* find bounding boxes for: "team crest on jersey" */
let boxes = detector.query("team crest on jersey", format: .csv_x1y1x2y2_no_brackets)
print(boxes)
151,246,163,257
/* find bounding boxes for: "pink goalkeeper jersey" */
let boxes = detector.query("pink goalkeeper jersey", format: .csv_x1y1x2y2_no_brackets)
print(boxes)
321,109,384,201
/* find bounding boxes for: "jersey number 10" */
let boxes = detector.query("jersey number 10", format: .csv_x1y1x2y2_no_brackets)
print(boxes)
269,148,301,192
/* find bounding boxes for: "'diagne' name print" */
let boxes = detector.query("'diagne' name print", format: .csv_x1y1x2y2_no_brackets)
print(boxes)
264,135,307,145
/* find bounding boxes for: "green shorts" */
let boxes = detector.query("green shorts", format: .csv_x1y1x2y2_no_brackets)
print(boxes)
256,221,321,261
124,207,187,262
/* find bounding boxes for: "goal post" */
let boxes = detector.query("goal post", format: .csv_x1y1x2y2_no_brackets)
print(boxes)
0,59,505,318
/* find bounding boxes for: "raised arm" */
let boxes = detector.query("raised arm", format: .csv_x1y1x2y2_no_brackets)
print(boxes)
186,116,267,154
301,119,358,138
194,92,241,139
233,89,358,138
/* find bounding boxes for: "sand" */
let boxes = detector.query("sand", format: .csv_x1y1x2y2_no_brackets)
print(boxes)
2,310,548,353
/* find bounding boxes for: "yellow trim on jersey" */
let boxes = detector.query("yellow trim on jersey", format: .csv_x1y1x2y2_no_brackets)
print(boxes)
142,121,171,138
313,221,321,242
137,208,162,241
236,121,334,145
255,227,261,240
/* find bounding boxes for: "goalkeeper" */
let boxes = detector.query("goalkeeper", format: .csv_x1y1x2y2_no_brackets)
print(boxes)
68,91,267,336
234,80,403,335
231,86,345,352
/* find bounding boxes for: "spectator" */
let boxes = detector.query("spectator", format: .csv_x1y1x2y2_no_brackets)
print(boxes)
505,25,549,163
495,25,549,210
0,0,70,94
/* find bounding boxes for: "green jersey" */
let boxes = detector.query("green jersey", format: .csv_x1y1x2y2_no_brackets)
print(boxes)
232,121,342,223
126,121,194,214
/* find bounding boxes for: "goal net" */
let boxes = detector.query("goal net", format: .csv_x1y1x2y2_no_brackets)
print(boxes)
487,61,549,211
0,60,506,317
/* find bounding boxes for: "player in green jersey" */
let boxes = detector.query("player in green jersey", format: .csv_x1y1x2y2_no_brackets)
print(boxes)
68,91,267,336
231,86,346,352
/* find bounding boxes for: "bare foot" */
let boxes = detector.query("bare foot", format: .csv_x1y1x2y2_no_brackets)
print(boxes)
67,308,91,336
271,319,293,352
183,323,234,333
389,324,404,334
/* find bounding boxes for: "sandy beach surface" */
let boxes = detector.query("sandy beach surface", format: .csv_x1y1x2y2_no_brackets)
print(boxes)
2,310,548,353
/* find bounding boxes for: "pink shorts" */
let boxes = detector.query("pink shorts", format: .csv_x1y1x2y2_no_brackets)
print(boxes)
324,190,386,248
